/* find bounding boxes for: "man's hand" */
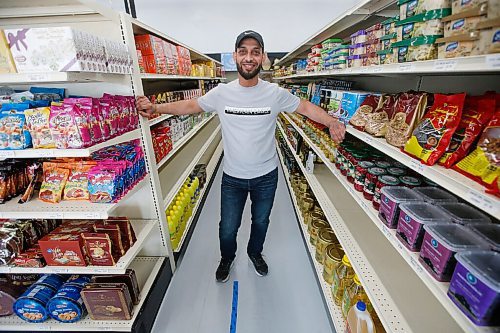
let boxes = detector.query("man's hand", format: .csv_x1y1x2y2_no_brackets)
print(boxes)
136,96,154,118
328,118,346,144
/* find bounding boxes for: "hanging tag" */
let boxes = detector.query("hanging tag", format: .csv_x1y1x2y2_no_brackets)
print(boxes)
305,151,315,174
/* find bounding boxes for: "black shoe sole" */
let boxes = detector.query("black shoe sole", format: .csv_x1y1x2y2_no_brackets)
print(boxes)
216,261,234,283
248,257,267,277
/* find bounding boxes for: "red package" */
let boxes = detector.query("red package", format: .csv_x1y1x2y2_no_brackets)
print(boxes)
38,233,86,266
439,94,496,168
404,93,466,166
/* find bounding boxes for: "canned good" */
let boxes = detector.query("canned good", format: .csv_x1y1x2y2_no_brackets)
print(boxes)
307,212,325,228
363,167,387,201
14,285,55,323
354,161,375,192
322,244,344,284
399,175,422,188
35,274,66,291
375,160,391,169
309,220,329,246
301,198,315,214
373,175,401,210
64,275,91,288
315,229,337,263
387,167,406,177
47,285,86,323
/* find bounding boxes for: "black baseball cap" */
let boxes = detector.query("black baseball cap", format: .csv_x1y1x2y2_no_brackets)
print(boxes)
235,30,264,50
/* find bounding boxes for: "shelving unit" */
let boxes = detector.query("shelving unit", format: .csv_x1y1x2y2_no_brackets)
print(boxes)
0,72,128,84
149,114,174,126
141,74,225,81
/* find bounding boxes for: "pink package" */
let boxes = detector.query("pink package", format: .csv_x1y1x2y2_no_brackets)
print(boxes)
99,98,119,138
116,96,130,134
92,98,108,141
67,98,99,147
49,103,85,149
127,96,138,130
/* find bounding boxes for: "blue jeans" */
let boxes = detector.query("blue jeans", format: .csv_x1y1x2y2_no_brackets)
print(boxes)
220,168,278,260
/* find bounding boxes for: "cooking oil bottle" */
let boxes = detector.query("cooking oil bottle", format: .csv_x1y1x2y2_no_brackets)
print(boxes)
342,274,371,318
332,254,355,305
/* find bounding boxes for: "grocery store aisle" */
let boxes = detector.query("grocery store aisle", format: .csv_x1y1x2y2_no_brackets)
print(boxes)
152,159,333,333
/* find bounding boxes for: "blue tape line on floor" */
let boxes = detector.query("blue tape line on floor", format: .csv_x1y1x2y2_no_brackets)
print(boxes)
230,280,239,333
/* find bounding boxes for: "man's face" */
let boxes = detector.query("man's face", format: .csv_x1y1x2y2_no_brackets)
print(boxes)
233,38,264,80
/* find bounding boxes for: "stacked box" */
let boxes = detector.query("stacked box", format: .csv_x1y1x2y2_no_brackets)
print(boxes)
135,34,166,74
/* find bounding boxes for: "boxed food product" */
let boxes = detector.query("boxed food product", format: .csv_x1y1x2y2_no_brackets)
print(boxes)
367,23,384,41
413,186,458,204
438,202,491,225
13,284,55,323
347,55,363,68
470,224,500,252
361,53,379,66
396,202,451,251
0,30,16,73
471,21,500,55
377,48,398,65
382,16,400,35
379,186,422,228
419,224,488,281
47,284,86,323
399,0,451,19
38,233,86,266
448,251,499,326
340,92,370,123
134,34,165,57
397,9,451,40
350,30,367,44
349,44,366,56
444,15,486,37
82,233,115,266
94,222,125,258
437,36,476,58
393,35,441,62
322,38,343,50
451,0,493,15
91,269,141,305
81,282,134,320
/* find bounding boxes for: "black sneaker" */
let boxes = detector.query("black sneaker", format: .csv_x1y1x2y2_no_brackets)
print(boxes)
249,254,268,276
216,258,234,283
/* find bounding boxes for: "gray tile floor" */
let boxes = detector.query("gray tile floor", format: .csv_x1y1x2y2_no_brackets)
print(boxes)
152,162,334,333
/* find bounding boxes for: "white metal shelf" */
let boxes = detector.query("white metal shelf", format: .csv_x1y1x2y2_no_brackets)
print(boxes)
276,144,346,333
156,114,216,169
163,124,221,207
141,74,225,81
0,129,141,159
0,175,149,219
0,72,129,85
281,113,498,333
274,55,500,80
174,141,223,252
0,256,165,332
149,114,174,127
0,219,156,274
276,120,466,333
345,125,499,219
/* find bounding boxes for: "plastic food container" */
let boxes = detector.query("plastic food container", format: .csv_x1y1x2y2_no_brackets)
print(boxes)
396,9,451,40
469,224,500,252
399,0,420,20
362,53,379,66
393,35,440,62
413,186,458,204
399,0,451,19
365,40,382,53
333,60,348,69
438,39,475,58
439,202,491,225
379,186,422,228
448,251,500,326
322,38,343,50
380,33,398,50
367,23,384,41
347,55,363,68
419,224,489,281
349,43,367,56
396,202,451,251
351,30,367,45
311,44,323,54
377,48,397,65
382,16,400,35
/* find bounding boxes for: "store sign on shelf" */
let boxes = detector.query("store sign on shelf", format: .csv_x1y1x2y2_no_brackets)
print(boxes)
466,190,496,214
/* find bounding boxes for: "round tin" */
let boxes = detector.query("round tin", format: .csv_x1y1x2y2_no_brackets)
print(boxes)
47,285,86,323
14,285,55,323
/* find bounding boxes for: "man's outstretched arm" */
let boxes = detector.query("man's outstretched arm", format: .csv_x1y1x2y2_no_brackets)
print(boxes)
295,99,346,144
136,96,204,118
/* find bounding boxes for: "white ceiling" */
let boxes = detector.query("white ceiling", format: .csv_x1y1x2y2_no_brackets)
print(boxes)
97,0,361,53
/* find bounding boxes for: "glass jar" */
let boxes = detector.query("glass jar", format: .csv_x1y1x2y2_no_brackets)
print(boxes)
373,175,401,210
354,161,375,192
363,167,387,201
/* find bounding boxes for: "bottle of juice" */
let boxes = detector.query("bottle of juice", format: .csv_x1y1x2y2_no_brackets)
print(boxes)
332,255,355,305
345,301,376,333
342,275,371,318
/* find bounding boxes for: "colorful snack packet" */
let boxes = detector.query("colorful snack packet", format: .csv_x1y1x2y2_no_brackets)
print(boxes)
24,107,56,149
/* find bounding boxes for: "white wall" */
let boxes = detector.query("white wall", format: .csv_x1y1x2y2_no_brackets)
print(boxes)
97,0,361,53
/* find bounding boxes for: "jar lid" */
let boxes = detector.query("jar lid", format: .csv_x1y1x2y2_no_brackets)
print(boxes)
368,167,387,176
342,254,352,267
375,161,391,169
326,244,344,261
387,167,406,176
319,229,336,243
353,274,362,285
358,161,375,169
378,175,401,186
399,175,422,186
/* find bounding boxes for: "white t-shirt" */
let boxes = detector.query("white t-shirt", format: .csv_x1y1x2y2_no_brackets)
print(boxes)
197,79,300,179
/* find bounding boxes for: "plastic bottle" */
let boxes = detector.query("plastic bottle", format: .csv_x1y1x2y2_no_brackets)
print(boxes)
345,301,376,333
342,275,371,318
332,255,355,305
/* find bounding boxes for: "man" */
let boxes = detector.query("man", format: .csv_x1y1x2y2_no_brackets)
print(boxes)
136,30,345,283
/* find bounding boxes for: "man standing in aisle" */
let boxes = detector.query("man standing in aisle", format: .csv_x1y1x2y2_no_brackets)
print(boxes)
136,31,345,283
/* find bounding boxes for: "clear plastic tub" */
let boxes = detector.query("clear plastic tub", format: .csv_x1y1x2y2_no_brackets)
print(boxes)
393,35,440,62
419,224,489,281
361,53,379,66
377,48,397,65
366,23,384,41
379,186,422,228
448,251,500,326
413,187,458,205
382,16,399,35
350,30,367,45
439,202,491,225
396,202,451,251
349,43,367,56
469,224,500,252
347,55,363,68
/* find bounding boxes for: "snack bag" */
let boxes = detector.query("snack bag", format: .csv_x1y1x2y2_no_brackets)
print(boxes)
365,94,398,137
88,166,118,203
454,109,500,193
439,94,496,168
92,98,108,141
386,92,428,147
49,103,84,149
404,93,466,166
99,98,118,138
39,163,70,203
0,103,32,150
63,162,94,201
63,99,92,147
349,95,383,131
24,107,56,149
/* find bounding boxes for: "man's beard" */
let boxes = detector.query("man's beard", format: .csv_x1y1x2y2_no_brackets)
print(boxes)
236,62,261,80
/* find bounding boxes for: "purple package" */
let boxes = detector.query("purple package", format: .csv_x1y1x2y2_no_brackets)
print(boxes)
419,224,488,282
448,251,499,326
378,186,421,228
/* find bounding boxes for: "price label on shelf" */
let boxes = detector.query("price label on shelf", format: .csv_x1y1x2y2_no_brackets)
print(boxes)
382,225,392,239
409,159,425,174
93,268,111,274
51,268,69,274
46,212,64,219
360,67,370,73
35,325,52,331
35,150,55,158
0,150,15,158
83,212,101,219
410,256,424,274
433,60,457,71
373,66,383,73
27,73,50,82
399,64,415,72
485,54,500,68
466,190,497,216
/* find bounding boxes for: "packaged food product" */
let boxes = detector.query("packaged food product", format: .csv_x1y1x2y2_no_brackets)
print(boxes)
469,224,500,252
350,95,382,131
397,9,451,40
47,284,86,323
438,202,491,225
383,16,400,35
94,222,125,258
404,93,466,165
413,186,458,204
342,275,374,319
0,105,32,150
361,53,379,66
379,186,422,228
309,220,329,246
367,23,384,41
13,284,55,322
377,48,398,65
438,36,477,58
444,15,485,37
451,0,488,15
399,0,451,19
396,202,451,251
386,92,428,148
332,255,355,305
24,107,55,149
347,55,363,68
387,167,407,177
350,30,367,45
64,275,92,288
63,163,94,201
39,165,70,203
0,30,16,73
393,35,441,62
82,233,115,266
322,38,343,50
419,224,489,281
472,23,500,55
373,175,401,209
315,229,337,263
363,167,387,201
322,244,344,284
439,94,495,167
365,94,398,137
81,282,134,320
105,217,136,250
448,251,499,326
33,274,67,291
0,291,16,316
339,91,370,123
38,233,86,266
91,269,141,305
349,43,367,56
399,0,420,20
49,103,84,149
399,175,423,188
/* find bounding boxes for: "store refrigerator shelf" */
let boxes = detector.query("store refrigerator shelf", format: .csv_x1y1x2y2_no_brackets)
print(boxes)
345,125,499,219
174,141,223,252
141,74,224,80
0,71,129,85
281,114,498,333
0,256,165,332
163,124,221,207
0,219,156,274
276,144,346,333
0,175,149,220
276,121,466,333
0,129,141,159
149,114,174,127
157,114,216,169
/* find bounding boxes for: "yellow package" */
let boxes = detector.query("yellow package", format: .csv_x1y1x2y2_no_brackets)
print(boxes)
0,30,16,73
25,107,56,149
